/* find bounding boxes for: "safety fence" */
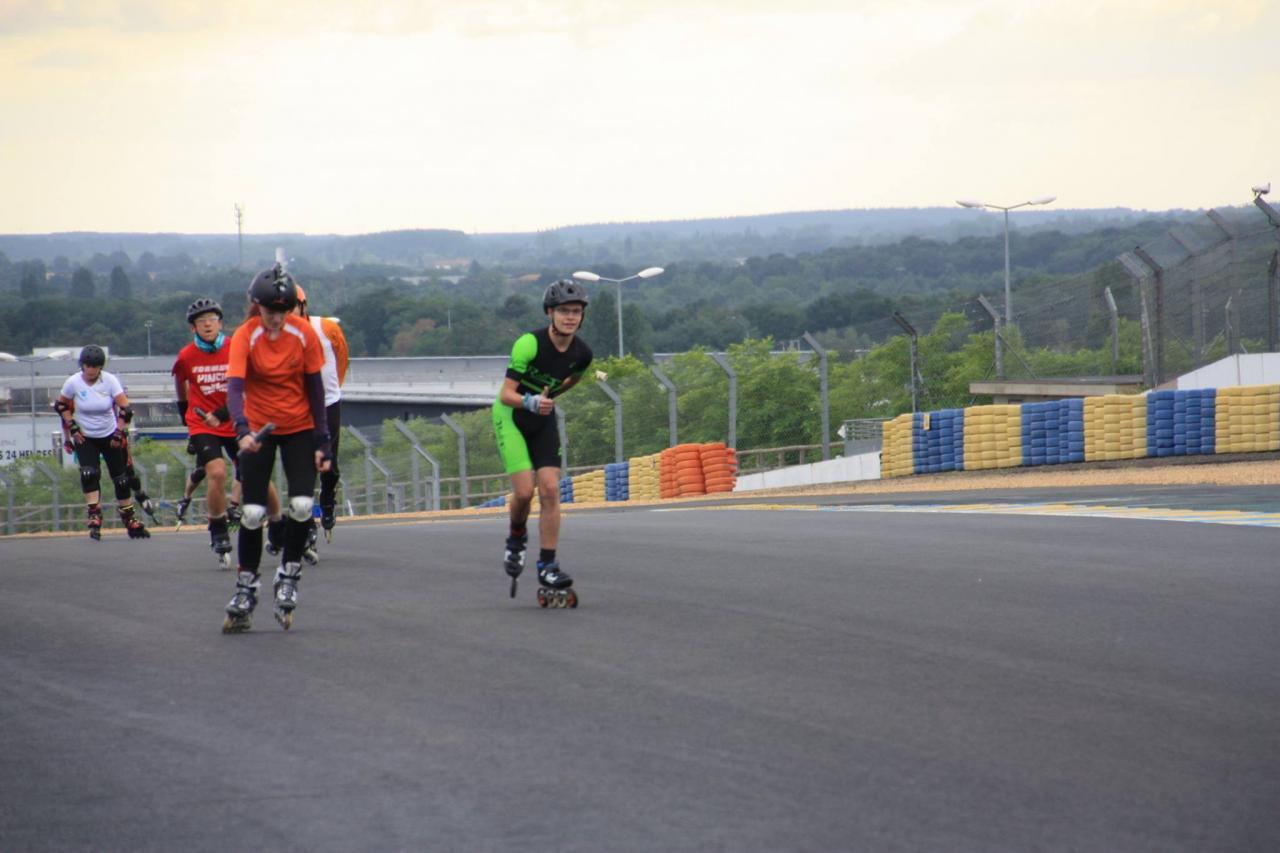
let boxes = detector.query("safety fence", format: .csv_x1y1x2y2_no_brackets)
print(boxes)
881,384,1278,477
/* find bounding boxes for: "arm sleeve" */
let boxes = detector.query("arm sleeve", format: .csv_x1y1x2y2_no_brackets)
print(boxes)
305,372,329,445
227,377,248,436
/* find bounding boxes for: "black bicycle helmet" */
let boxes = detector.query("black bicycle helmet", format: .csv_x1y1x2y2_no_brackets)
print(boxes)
186,297,223,324
79,345,106,367
248,263,298,312
543,278,590,312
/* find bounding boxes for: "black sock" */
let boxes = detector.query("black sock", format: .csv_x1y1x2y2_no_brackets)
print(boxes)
510,524,526,539
539,549,556,565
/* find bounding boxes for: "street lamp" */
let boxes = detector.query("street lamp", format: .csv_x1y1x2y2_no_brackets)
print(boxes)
0,349,73,455
957,195,1056,326
144,320,154,357
571,267,664,357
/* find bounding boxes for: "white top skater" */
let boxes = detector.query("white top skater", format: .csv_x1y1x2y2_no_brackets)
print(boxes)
61,370,125,438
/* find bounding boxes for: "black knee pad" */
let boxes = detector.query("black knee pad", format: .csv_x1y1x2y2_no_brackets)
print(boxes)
79,465,100,493
111,471,132,500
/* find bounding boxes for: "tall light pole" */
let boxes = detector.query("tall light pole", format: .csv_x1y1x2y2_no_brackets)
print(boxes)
144,320,153,357
0,350,73,454
571,267,664,357
957,195,1056,327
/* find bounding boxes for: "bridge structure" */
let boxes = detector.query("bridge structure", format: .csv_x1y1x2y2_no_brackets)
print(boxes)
0,355,506,454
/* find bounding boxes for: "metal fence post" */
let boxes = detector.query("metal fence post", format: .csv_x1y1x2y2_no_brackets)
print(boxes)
1133,247,1165,385
0,470,13,535
392,420,440,512
596,379,623,463
802,332,830,461
892,311,919,414
710,353,737,449
34,460,60,532
347,425,396,514
556,408,568,470
1103,287,1120,373
1118,252,1156,388
439,414,467,508
650,365,677,447
976,295,1004,380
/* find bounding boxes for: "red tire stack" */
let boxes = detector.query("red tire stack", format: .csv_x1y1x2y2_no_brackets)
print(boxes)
700,442,737,493
673,443,706,497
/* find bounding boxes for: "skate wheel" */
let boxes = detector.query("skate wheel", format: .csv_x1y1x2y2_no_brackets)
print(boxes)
304,552,318,566
510,577,518,599
219,553,232,570
537,589,549,608
276,611,293,630
222,615,250,634
567,589,578,608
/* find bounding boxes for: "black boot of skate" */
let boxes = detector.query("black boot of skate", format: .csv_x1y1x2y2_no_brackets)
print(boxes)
222,569,260,633
536,560,578,608
226,501,242,532
120,504,150,539
320,504,336,542
175,496,193,528
504,533,527,598
273,562,303,630
87,503,103,541
136,492,159,525
209,515,233,570
264,517,285,556
302,522,319,565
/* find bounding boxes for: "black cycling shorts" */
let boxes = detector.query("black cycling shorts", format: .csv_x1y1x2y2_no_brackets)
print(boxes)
188,433,241,480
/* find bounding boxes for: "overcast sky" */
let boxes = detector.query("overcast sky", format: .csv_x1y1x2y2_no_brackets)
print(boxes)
2,0,1276,235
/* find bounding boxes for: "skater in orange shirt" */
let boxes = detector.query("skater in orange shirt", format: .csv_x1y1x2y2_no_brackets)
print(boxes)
221,265,332,633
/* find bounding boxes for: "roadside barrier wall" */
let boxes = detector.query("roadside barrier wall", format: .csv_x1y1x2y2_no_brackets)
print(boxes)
882,384,1280,478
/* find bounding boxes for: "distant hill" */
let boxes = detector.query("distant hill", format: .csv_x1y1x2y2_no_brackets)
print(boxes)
0,207,1209,270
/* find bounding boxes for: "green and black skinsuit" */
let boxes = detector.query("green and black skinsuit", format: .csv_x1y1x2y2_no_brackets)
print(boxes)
493,328,593,474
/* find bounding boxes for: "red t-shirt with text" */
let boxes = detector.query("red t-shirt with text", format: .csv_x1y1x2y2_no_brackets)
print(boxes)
172,342,236,437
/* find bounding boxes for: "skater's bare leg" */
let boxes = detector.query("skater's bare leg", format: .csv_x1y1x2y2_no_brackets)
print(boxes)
535,467,561,551
205,458,228,517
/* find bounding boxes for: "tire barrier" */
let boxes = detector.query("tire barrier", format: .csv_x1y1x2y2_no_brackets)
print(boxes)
883,383,1280,478
961,404,1023,472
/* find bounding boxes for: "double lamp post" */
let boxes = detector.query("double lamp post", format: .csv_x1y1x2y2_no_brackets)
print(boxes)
572,267,664,358
956,195,1056,327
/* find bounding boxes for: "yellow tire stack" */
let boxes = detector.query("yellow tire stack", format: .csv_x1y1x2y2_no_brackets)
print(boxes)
627,453,662,500
961,404,1023,471
1083,394,1148,462
1215,384,1280,453
880,413,915,478
572,469,606,504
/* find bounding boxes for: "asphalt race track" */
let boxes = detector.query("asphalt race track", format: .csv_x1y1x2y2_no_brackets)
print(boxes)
2,484,1278,851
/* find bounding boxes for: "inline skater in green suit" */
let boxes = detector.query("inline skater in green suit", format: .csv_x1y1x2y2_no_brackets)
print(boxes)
492,279,593,602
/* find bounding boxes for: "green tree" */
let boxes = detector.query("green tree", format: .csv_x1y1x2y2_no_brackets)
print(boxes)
109,266,132,299
70,267,95,298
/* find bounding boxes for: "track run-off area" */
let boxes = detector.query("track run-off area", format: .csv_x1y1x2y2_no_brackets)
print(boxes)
2,480,1278,851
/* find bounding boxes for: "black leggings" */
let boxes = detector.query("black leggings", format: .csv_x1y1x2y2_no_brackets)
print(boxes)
75,436,130,501
238,431,317,572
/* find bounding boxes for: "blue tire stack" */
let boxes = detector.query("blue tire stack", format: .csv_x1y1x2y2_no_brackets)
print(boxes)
478,495,507,508
912,412,928,474
1181,388,1216,455
1021,402,1051,466
1146,390,1177,458
1063,398,1085,462
605,462,630,501
559,475,574,504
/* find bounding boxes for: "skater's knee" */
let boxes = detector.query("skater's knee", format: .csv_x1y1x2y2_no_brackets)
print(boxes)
287,495,314,522
239,503,269,530
111,471,132,501
79,465,100,494
537,482,559,506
